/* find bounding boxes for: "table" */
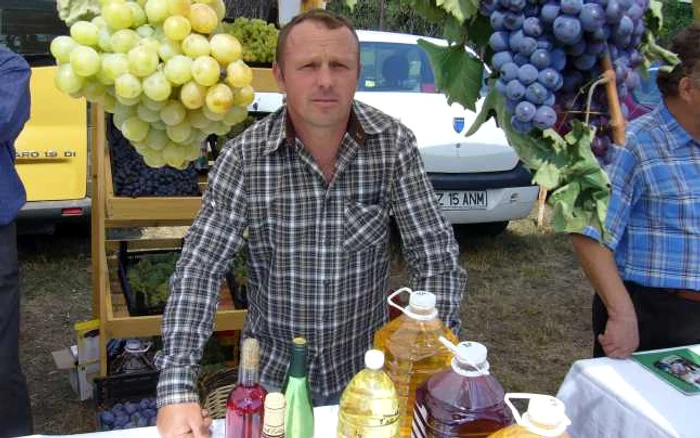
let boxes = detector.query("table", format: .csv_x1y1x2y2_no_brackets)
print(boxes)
21,406,339,438
556,345,700,438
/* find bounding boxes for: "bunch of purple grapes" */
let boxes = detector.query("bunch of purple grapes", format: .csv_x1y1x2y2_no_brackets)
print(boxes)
480,0,649,155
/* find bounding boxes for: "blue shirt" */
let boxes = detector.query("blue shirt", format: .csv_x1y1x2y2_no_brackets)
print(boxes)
0,48,31,226
581,103,700,290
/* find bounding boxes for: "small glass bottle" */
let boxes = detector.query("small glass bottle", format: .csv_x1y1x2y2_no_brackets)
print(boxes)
226,338,268,438
262,392,286,438
112,339,155,374
282,337,314,438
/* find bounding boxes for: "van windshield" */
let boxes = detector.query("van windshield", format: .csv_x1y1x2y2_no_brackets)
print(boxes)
359,41,437,93
0,0,67,67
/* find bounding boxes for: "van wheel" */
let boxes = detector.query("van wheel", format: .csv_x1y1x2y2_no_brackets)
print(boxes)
453,221,509,240
478,221,509,236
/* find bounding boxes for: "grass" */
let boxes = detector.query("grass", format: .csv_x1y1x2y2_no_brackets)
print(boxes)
18,210,594,434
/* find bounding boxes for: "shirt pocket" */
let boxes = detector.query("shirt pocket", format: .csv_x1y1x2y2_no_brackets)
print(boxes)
343,200,389,253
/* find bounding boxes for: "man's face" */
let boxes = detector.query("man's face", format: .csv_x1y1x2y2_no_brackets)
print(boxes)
273,21,359,132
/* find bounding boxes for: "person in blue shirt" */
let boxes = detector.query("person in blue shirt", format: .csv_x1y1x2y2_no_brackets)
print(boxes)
572,24,700,359
0,46,33,436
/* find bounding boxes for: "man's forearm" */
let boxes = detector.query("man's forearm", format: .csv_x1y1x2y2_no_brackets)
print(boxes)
570,234,635,319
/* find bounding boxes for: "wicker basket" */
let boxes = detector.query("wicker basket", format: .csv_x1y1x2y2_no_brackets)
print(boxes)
199,367,239,419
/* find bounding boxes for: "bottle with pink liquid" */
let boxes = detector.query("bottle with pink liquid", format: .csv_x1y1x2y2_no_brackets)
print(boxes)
226,338,268,438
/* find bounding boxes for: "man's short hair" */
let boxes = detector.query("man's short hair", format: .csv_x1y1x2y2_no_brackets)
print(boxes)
657,23,700,98
275,9,359,71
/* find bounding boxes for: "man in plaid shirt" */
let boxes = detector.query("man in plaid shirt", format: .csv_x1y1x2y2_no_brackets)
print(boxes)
156,9,467,437
572,25,700,360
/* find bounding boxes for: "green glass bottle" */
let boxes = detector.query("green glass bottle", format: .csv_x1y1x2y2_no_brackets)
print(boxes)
282,337,314,438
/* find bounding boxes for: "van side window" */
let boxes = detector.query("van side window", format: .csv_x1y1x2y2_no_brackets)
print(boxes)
358,41,437,93
0,2,68,66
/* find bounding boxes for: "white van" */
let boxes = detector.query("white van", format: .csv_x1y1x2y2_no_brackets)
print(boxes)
251,30,538,235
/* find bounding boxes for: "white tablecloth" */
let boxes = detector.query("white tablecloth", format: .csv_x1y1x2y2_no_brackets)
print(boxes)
556,345,700,438
22,406,339,438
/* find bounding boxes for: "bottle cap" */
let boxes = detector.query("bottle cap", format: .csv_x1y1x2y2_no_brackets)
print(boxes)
241,338,260,370
439,337,490,375
408,290,437,311
124,339,144,353
526,395,567,428
264,392,286,410
365,349,385,370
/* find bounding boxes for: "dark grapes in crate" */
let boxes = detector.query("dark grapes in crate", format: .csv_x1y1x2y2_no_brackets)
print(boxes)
107,115,201,198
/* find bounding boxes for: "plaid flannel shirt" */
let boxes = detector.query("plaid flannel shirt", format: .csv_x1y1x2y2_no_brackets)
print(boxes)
580,103,700,290
155,101,467,407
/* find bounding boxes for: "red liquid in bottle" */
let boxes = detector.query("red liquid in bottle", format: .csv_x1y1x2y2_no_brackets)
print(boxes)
411,340,513,438
226,338,268,438
226,383,267,438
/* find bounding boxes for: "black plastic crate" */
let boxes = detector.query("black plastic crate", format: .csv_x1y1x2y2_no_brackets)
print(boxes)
94,370,160,430
118,242,181,316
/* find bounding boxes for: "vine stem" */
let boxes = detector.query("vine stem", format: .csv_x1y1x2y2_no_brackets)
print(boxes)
600,54,626,145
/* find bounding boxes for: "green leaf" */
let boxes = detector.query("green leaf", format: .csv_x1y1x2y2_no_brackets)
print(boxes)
435,0,478,23
418,39,484,112
57,0,101,25
442,16,469,44
466,15,493,55
533,162,562,189
344,0,358,11
464,87,500,137
645,0,664,33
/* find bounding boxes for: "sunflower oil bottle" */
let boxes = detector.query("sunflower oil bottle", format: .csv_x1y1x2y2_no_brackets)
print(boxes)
373,287,458,436
337,349,399,437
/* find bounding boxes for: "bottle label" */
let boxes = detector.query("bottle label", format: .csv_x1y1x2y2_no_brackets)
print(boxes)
411,402,429,438
261,424,284,438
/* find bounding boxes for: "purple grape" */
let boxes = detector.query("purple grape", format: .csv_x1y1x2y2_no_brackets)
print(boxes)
540,3,560,24
148,417,157,427
591,0,609,6
518,63,539,85
100,411,115,426
633,20,646,36
530,49,551,69
627,3,644,20
509,30,525,52
495,78,508,95
561,70,584,92
618,0,633,9
523,2,539,17
591,136,606,157
523,17,543,37
504,11,525,30
606,0,623,24
614,33,632,49
615,15,634,37
480,0,499,15
513,53,530,66
568,40,587,57
538,68,561,90
561,0,583,15
489,31,511,52
543,92,555,106
629,50,642,68
553,16,582,45
526,82,548,104
618,83,629,97
493,51,514,70
506,79,527,100
506,98,519,114
609,45,619,60
139,399,150,410
511,116,533,133
501,62,520,81
550,48,567,70
620,102,629,119
499,0,511,8
490,10,506,30
537,35,554,50
574,54,598,70
580,3,606,32
124,402,138,415
533,105,558,129
586,42,606,56
515,100,537,122
508,0,526,12
519,37,538,56
624,70,640,89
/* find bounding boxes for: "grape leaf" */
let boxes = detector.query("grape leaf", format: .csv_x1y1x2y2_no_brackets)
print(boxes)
57,0,101,26
398,0,452,22
417,40,484,111
343,0,358,11
645,0,663,33
435,0,478,23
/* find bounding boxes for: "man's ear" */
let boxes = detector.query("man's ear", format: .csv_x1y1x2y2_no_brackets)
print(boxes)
273,61,286,94
678,76,693,104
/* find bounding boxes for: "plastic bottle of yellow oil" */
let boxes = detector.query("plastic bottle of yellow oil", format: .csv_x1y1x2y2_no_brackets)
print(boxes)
488,394,571,438
373,287,458,436
337,349,399,437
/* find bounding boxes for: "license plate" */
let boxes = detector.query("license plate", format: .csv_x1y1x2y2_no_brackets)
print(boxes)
436,191,488,210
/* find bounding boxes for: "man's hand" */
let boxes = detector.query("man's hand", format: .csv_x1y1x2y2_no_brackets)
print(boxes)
598,313,640,359
157,403,212,438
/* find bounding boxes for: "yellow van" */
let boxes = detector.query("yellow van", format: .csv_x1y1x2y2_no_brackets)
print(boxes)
1,0,91,231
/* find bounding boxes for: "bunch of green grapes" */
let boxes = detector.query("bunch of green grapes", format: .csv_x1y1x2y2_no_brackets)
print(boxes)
225,17,278,64
50,0,254,170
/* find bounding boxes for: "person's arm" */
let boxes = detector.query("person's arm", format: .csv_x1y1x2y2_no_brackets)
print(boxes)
390,124,467,336
155,145,248,436
0,49,31,148
570,142,642,358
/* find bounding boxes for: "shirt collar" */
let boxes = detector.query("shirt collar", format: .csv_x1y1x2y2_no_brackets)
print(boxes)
658,102,695,150
264,100,392,155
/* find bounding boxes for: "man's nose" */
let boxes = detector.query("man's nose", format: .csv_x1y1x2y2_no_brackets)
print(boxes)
317,64,332,88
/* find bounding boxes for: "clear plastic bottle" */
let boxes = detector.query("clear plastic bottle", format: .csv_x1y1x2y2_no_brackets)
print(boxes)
488,394,571,438
373,287,458,436
411,337,513,438
337,349,400,438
